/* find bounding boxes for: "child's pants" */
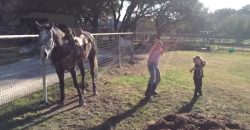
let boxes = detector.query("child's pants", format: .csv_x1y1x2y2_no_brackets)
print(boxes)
194,78,202,95
146,63,161,95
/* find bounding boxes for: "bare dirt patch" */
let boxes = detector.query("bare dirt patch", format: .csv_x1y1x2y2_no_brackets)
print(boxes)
145,113,249,130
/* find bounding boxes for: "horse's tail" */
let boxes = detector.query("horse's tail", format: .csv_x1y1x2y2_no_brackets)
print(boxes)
82,31,98,71
91,33,98,71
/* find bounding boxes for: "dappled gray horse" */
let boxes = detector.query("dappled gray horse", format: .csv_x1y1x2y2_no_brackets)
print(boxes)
36,22,98,106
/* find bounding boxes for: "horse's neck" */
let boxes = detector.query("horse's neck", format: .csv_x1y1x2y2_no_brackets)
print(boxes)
52,27,67,47
51,44,71,62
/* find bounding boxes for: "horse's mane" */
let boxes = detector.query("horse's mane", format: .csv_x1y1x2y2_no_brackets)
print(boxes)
40,23,65,38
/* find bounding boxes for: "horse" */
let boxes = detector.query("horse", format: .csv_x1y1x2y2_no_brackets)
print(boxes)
36,22,98,106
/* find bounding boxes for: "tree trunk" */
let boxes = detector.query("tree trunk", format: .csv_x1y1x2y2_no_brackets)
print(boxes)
91,7,99,33
114,19,119,32
156,30,162,39
119,0,138,32
92,16,99,33
0,17,5,26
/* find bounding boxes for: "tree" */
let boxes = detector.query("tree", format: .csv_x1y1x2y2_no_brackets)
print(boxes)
153,0,206,37
33,0,110,32
107,0,123,31
107,0,158,32
239,4,250,14
218,14,250,38
74,0,109,32
212,8,237,31
0,0,216,35
0,0,40,26
211,6,250,38
120,0,159,32
0,0,112,32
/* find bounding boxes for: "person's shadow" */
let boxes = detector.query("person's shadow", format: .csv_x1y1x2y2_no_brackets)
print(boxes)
178,96,199,113
90,97,151,130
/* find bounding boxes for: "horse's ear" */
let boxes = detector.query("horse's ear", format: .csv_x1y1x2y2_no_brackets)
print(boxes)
35,21,42,30
49,22,54,29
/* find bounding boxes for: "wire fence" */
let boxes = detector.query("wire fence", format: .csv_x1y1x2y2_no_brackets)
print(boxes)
0,32,134,105
135,32,250,53
2,31,249,105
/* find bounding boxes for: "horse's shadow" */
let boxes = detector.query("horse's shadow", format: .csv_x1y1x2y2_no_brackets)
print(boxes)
0,99,80,130
90,97,151,130
178,95,199,113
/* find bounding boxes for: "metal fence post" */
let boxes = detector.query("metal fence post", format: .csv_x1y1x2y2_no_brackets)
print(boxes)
42,62,48,103
131,32,135,63
118,34,121,67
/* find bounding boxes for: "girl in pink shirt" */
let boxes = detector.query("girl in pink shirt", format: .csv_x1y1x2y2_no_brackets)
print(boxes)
145,39,164,97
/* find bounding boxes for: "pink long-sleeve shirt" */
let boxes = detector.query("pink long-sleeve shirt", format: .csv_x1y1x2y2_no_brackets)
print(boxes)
148,49,161,65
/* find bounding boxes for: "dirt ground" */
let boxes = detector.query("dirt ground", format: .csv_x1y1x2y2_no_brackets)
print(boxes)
145,113,249,130
1,51,250,130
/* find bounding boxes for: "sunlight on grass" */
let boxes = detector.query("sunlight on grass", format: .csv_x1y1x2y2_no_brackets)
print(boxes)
1,51,250,130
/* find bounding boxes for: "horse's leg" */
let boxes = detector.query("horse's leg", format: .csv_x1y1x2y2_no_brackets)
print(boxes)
77,60,85,94
56,67,65,105
69,68,85,106
88,56,98,95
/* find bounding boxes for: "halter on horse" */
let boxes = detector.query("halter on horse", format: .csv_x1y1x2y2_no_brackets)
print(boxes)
36,22,98,106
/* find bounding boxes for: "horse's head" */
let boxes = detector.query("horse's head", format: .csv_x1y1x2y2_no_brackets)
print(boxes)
36,22,55,62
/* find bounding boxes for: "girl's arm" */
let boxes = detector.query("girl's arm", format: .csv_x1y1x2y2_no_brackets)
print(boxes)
160,46,164,55
202,61,207,68
161,44,168,56
189,66,195,73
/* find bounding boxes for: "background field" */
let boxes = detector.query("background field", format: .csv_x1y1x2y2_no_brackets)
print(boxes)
0,51,250,130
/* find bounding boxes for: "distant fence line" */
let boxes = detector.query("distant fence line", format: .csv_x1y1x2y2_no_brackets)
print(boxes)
135,32,250,52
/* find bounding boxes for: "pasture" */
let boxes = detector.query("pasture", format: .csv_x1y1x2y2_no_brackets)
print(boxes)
0,51,250,130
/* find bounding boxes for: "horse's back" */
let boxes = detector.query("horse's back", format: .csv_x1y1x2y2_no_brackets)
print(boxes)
71,28,83,37
71,28,96,46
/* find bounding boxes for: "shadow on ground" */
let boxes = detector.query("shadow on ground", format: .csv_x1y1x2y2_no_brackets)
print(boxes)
178,96,199,113
0,98,80,130
90,97,150,130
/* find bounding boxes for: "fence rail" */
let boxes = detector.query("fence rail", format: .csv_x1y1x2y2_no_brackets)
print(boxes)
0,32,134,39
0,35,39,39
0,32,134,105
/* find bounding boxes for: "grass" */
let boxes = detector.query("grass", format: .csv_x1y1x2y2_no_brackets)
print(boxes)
0,51,250,130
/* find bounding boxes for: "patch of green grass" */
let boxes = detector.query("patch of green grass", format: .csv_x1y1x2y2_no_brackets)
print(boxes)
161,69,192,89
111,75,147,87
1,51,250,130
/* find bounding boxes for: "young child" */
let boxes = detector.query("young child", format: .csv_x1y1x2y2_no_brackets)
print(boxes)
145,39,164,97
190,56,206,97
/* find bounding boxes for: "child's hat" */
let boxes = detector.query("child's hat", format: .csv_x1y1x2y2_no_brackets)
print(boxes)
193,56,201,60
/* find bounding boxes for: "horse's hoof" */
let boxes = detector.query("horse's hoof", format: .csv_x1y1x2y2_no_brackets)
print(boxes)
82,90,86,95
79,100,86,106
58,100,64,106
93,91,99,96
